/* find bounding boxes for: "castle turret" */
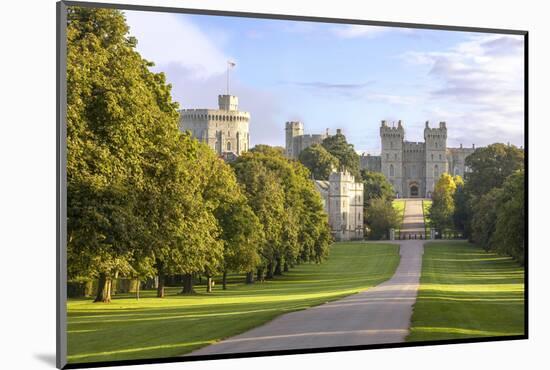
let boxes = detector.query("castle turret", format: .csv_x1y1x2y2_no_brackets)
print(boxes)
424,121,448,196
285,121,304,159
380,120,404,197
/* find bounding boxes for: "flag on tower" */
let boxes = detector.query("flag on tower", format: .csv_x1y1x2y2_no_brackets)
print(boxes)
228,61,236,67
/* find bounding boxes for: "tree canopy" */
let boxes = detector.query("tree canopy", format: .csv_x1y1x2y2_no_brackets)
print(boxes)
321,131,361,180
298,144,339,180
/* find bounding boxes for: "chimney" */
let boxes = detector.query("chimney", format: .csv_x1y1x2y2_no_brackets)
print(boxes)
425,120,430,128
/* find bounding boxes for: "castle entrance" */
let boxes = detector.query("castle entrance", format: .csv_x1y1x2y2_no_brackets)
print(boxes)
410,184,419,197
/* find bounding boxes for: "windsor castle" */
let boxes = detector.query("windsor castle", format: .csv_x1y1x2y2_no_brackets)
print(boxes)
287,119,476,199
179,93,476,240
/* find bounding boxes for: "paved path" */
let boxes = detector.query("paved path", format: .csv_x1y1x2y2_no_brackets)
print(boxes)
401,199,426,239
188,241,424,356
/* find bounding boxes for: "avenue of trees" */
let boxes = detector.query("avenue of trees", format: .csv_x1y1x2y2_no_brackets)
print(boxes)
429,144,525,264
66,7,331,303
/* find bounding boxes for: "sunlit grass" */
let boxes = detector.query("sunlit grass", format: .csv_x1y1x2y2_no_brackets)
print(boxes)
67,242,400,363
393,199,406,233
406,241,525,342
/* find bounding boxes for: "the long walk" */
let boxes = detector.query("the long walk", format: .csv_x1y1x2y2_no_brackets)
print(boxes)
188,240,424,356
400,198,426,239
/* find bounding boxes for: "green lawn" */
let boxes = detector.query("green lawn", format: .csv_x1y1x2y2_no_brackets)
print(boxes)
67,242,400,364
393,199,406,234
407,241,525,342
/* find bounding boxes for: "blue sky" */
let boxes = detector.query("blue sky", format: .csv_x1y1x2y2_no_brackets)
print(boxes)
124,10,525,154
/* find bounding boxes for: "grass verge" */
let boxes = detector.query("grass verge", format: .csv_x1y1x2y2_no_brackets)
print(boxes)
68,242,400,363
393,199,406,235
406,241,524,342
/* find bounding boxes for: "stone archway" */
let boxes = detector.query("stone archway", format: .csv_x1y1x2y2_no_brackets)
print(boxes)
409,183,419,198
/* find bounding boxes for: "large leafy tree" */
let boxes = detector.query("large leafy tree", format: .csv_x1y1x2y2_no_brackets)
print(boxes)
365,198,400,240
321,131,361,180
67,7,169,302
298,144,339,180
491,171,525,264
192,144,263,292
464,143,524,198
361,170,395,207
429,174,460,233
66,7,220,301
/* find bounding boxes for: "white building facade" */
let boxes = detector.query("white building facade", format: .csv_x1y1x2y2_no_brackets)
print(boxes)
315,171,364,241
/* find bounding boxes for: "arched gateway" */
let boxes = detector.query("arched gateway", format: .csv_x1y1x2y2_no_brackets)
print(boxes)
409,183,419,197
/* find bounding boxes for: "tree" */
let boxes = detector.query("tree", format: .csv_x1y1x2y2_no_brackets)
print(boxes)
365,198,400,240
193,144,263,291
464,143,524,198
321,131,361,180
490,171,525,264
429,174,459,233
361,170,395,207
66,7,181,302
470,187,502,250
452,176,469,235
298,144,339,180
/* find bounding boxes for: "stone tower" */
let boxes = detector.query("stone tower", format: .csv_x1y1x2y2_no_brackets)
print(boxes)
285,121,304,158
380,120,404,197
424,121,448,197
179,94,250,158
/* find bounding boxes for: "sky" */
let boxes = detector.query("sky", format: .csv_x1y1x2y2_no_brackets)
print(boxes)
124,10,525,154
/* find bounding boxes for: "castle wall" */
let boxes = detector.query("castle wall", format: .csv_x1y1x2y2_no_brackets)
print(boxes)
360,154,382,172
380,120,404,197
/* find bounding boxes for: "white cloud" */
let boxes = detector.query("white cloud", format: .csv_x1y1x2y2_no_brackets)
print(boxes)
404,34,525,146
124,10,229,79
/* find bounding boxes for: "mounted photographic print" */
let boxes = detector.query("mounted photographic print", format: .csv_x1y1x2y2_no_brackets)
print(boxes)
56,1,527,368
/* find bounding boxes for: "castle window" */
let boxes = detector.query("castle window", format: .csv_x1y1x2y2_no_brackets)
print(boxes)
394,153,397,160
227,141,231,151
439,154,442,160
390,164,395,177
434,164,439,179
391,141,393,149
386,153,389,160
431,154,434,161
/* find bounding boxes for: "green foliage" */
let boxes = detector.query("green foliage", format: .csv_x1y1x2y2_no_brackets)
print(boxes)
492,171,525,264
297,144,339,180
233,147,332,271
464,143,524,198
429,174,459,232
361,170,395,207
470,171,525,264
365,198,400,240
66,6,186,284
321,131,361,180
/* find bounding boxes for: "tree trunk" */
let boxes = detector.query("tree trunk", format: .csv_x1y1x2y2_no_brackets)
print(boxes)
180,274,195,294
222,271,228,290
274,257,283,275
111,271,119,296
84,280,94,297
256,267,264,282
157,266,165,298
206,276,213,293
129,278,140,293
266,262,274,279
284,261,290,272
136,279,140,300
245,271,255,284
94,273,112,303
